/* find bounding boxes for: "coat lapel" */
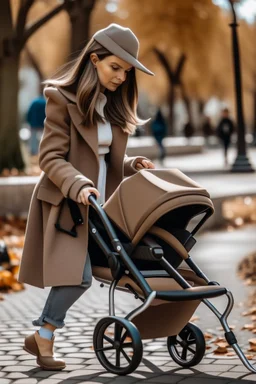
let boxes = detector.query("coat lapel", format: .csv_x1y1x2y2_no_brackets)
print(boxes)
58,87,99,163
106,125,129,199
67,103,99,164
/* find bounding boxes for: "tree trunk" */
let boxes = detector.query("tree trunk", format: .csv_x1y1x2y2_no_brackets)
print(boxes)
0,56,24,170
253,88,256,146
68,0,96,55
0,1,24,172
168,86,175,136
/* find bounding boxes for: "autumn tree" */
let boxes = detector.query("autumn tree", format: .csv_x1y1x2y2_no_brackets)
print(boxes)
0,0,68,172
106,0,255,134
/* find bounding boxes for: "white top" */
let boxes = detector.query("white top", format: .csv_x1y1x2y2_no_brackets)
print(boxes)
95,93,112,204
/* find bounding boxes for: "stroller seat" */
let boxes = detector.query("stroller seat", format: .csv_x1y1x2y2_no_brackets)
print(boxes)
92,265,226,303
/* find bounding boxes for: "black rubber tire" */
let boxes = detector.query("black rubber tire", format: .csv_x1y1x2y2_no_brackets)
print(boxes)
167,322,205,367
93,316,143,375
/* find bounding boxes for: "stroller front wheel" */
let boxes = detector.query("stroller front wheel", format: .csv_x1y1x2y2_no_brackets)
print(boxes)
93,316,143,375
167,322,205,367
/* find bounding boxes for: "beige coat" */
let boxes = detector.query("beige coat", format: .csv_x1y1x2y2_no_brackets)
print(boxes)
18,87,146,288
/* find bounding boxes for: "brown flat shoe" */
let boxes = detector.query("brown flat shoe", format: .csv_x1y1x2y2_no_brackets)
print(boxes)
23,331,66,370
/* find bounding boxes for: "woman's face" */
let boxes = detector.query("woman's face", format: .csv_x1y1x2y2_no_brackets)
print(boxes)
90,54,133,92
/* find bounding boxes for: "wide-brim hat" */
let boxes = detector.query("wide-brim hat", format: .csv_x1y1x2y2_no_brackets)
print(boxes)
93,24,154,76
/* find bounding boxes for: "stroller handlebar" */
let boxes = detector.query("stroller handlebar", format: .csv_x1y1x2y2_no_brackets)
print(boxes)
88,194,121,250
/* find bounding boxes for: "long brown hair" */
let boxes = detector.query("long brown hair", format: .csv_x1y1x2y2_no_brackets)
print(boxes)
45,39,147,134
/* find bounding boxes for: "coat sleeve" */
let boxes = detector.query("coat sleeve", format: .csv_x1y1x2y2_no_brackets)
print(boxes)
39,87,94,201
123,155,150,177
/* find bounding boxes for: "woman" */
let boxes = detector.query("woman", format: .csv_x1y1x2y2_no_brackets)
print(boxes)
18,23,155,370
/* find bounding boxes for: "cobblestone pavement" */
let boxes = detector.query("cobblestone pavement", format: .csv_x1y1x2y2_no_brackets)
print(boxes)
1,224,256,383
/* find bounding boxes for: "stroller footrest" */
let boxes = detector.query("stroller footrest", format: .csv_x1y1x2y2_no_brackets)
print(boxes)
155,286,227,301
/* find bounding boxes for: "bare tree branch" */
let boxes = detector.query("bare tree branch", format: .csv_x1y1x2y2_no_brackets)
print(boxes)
19,1,67,51
154,48,174,82
16,0,35,38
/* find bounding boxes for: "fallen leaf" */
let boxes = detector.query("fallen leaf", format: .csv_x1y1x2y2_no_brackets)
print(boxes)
204,332,214,340
242,324,255,331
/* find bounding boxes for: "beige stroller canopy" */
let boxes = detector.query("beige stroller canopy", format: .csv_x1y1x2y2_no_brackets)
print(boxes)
104,169,214,244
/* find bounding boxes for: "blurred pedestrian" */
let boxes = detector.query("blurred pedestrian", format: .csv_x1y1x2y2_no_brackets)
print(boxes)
27,95,46,155
151,109,167,163
183,121,195,140
201,116,214,145
216,108,235,165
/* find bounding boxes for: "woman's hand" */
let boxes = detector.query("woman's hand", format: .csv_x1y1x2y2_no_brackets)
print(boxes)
77,187,100,205
135,159,155,170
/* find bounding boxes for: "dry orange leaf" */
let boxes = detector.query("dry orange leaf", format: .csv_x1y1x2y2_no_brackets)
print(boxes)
248,338,256,346
245,354,255,360
242,324,255,331
190,315,200,322
11,282,24,292
214,347,229,354
242,308,256,316
204,332,213,340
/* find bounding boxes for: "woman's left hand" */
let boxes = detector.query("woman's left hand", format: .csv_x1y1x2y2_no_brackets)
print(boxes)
135,159,155,170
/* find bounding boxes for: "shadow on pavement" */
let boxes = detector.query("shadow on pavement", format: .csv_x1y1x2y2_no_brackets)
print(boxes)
23,358,255,384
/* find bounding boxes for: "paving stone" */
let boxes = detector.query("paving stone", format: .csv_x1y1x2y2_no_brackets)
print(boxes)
17,355,38,361
0,346,23,351
242,374,256,381
168,377,230,384
0,361,19,366
1,331,19,336
65,353,94,358
83,358,102,365
6,373,29,379
7,350,28,356
31,370,56,378
0,379,11,384
194,364,235,372
2,365,36,372
80,347,95,352
61,357,84,364
17,360,39,366
0,356,16,361
62,364,85,371
12,379,38,383
56,347,80,354
219,371,248,379
214,358,242,365
9,338,24,343
230,365,254,373
143,374,184,383
54,342,74,348
48,369,98,380
38,380,68,384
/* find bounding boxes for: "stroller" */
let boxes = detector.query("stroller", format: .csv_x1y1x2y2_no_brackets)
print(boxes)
86,169,256,375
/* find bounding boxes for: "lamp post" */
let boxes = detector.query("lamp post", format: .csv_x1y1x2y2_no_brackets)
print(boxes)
228,0,254,172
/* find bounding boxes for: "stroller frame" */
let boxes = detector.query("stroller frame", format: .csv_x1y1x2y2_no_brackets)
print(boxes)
88,195,256,375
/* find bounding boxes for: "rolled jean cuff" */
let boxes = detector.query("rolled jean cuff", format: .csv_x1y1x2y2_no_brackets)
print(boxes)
32,315,65,329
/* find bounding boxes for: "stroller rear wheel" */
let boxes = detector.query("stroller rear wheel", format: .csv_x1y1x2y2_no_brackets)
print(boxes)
93,316,143,375
167,322,205,367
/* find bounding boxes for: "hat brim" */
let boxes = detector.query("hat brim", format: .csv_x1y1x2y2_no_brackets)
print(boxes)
94,33,154,76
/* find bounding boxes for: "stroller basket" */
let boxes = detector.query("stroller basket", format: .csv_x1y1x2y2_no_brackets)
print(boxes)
86,169,256,376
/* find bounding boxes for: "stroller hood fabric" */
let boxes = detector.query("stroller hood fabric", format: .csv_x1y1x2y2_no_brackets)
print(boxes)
104,169,214,244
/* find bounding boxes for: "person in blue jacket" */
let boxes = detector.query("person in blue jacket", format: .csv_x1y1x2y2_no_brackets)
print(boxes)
151,109,167,163
27,96,46,155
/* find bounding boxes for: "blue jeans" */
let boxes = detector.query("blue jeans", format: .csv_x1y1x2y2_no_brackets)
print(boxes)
32,255,92,329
